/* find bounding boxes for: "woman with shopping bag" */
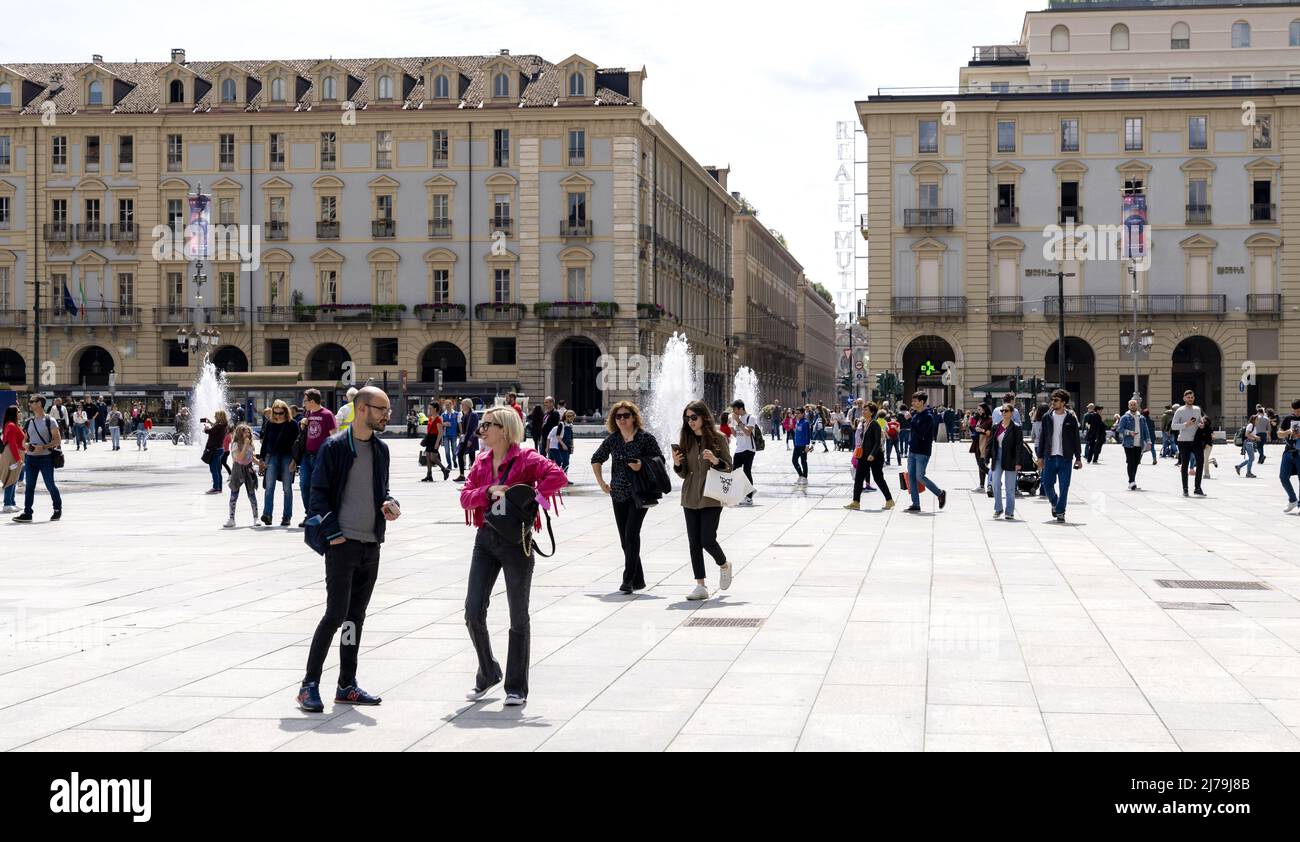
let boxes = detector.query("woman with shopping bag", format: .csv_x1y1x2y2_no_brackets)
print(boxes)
672,400,735,601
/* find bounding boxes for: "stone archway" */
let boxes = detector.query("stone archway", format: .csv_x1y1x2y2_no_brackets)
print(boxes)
306,342,350,382
1045,337,1096,409
554,336,602,416
0,348,25,385
211,345,249,373
901,335,957,407
419,341,467,384
76,345,116,388
1172,336,1223,423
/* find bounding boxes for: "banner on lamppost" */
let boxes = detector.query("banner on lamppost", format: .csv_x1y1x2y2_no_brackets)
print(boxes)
1122,193,1147,262
186,193,211,260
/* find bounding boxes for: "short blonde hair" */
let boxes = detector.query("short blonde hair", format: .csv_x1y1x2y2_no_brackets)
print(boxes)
605,400,645,434
271,399,290,417
481,406,523,446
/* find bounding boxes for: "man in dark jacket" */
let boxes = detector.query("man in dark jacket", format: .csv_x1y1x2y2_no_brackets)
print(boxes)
1036,389,1084,523
453,398,479,482
539,396,561,452
905,391,947,512
298,386,400,713
1083,404,1106,463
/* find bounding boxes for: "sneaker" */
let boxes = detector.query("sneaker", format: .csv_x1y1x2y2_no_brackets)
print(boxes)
1246,474,1257,479
466,679,501,701
719,563,733,590
1128,482,1137,491
1235,465,1242,476
260,514,272,526
224,518,235,528
12,513,32,523
453,476,467,483
335,684,381,706
738,498,753,507
993,511,1002,519
281,517,292,527
843,501,860,510
205,489,221,495
1183,491,1189,497
503,694,527,707
686,584,709,601
884,500,895,510
1004,514,1015,521
298,519,308,528
1287,502,1298,513
296,682,324,713
863,485,876,493
49,510,61,522
938,490,947,510
904,505,921,512
443,468,451,481
1056,512,1066,523
0,506,15,514
618,584,633,595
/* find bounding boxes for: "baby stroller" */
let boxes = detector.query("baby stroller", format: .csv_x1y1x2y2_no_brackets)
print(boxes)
836,424,855,452
1016,439,1041,495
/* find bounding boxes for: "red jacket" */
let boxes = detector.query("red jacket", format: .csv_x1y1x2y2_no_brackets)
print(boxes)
3,421,24,461
459,443,567,529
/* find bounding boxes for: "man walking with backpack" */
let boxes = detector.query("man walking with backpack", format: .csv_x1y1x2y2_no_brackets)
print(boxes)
904,392,946,513
12,395,63,523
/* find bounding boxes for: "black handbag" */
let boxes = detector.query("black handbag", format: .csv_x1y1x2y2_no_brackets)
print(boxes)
483,459,555,557
200,447,216,465
418,452,429,467
51,448,65,469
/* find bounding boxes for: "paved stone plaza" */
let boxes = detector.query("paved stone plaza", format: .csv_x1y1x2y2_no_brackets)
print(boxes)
1,436,1298,752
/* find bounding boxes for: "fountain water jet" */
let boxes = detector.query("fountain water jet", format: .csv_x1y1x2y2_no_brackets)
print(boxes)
646,332,702,468
732,366,760,422
188,355,229,442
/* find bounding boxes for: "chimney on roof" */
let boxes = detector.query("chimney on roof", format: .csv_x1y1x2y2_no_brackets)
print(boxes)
171,48,186,65
499,49,510,56
92,54,103,64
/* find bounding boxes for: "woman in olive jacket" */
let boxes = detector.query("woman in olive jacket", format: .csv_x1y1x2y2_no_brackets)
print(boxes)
847,405,893,510
671,400,733,601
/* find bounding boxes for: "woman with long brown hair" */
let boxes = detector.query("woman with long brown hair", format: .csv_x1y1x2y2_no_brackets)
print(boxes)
592,400,664,594
671,400,733,601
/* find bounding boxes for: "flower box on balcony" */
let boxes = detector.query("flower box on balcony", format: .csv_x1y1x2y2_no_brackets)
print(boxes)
415,303,467,322
475,303,526,321
636,302,665,320
534,301,619,319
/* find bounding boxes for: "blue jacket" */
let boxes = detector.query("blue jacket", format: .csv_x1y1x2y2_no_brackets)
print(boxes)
910,407,938,456
1115,412,1154,448
793,418,811,447
441,410,458,440
309,428,398,544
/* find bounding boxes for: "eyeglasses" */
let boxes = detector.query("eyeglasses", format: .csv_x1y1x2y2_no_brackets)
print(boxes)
615,412,633,420
477,421,500,433
362,403,391,417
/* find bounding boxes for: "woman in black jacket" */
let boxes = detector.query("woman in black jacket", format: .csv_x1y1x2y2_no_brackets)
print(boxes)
989,404,1024,520
847,404,893,511
257,399,298,526
591,401,664,594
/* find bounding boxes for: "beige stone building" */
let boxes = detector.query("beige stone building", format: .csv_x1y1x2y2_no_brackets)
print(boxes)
729,208,803,406
857,0,1300,423
799,278,837,405
0,49,737,416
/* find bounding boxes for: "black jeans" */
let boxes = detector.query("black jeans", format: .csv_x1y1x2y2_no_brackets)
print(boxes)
852,456,892,502
1125,446,1143,484
1177,440,1203,492
792,445,808,478
612,497,648,590
974,452,989,489
303,539,380,687
733,450,755,500
465,527,535,698
683,506,726,580
1087,436,1103,463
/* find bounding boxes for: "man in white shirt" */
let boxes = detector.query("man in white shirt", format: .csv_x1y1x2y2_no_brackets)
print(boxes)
1255,405,1271,464
1034,389,1083,523
1172,389,1204,497
730,399,757,506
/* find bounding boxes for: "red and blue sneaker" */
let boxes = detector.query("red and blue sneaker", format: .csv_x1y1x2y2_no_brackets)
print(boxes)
296,681,324,713
335,684,381,706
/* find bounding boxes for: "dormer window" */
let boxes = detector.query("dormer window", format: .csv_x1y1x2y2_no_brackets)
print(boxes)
169,79,184,103
323,75,336,100
88,80,103,106
568,71,585,97
434,74,449,99
494,72,509,98
270,77,284,102
378,74,392,100
221,78,236,102
0,83,10,106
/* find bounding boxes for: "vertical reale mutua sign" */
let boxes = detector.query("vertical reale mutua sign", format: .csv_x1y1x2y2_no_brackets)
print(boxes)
834,121,855,318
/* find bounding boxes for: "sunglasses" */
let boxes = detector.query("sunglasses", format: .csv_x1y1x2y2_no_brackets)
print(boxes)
615,412,633,420
684,414,700,422
273,410,286,415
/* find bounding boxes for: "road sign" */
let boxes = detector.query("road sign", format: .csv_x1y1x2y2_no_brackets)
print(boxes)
854,361,864,371
855,373,865,381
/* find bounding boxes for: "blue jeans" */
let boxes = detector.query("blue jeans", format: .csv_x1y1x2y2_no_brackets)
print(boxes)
906,452,944,507
1041,455,1073,515
263,453,294,521
442,435,456,467
1281,449,1299,503
991,464,1015,517
3,478,16,507
110,427,121,448
135,429,147,449
886,437,902,464
73,424,89,450
899,430,911,455
23,454,61,515
299,453,317,514
209,449,225,491
1236,442,1256,475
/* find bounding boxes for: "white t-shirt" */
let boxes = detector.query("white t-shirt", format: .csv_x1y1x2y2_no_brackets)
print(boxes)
732,413,757,453
1172,405,1202,442
1050,410,1068,457
1125,411,1143,449
546,425,560,451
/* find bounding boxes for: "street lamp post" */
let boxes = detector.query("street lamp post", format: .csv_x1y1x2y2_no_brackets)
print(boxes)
1053,261,1075,396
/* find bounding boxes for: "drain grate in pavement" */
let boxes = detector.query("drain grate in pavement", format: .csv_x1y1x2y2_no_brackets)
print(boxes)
684,617,765,628
1155,579,1271,591
1157,602,1237,611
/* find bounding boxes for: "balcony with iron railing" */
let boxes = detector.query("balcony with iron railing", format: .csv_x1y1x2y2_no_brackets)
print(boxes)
490,217,513,236
43,222,71,243
475,302,526,322
44,306,140,325
76,222,105,243
153,306,197,326
1044,295,1226,316
994,206,1018,226
534,301,618,320
414,303,466,322
316,221,339,239
315,304,404,323
970,44,1028,64
206,305,247,325
891,296,966,317
109,222,137,242
877,76,1300,97
561,220,593,239
1058,205,1082,224
267,220,289,241
0,310,26,328
372,219,395,239
428,219,452,238
256,305,299,324
1251,202,1276,223
1247,294,1282,315
1186,204,1211,224
987,296,1023,317
903,208,954,228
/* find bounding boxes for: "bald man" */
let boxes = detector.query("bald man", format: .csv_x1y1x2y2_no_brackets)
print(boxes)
299,385,401,712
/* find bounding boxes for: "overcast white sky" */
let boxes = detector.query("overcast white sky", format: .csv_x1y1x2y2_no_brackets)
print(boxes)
3,0,1037,312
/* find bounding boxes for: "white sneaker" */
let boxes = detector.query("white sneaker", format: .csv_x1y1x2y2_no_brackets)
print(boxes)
686,584,709,601
223,518,236,529
0,506,16,514
1128,482,1137,491
719,563,733,590
503,694,527,707
1287,502,1298,513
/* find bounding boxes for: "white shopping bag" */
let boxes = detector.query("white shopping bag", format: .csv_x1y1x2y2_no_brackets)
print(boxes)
702,467,753,507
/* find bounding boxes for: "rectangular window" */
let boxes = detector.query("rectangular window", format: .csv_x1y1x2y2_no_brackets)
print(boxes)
376,194,393,220
219,133,235,170
432,129,449,167
1110,77,1130,92
0,266,9,309
493,193,511,224
373,338,399,366
52,136,67,170
218,197,235,225
990,82,1010,94
918,120,938,153
118,135,133,170
1060,119,1079,152
1123,178,1143,197
493,128,509,167
269,133,284,169
1124,117,1143,151
165,340,189,367
0,135,10,170
489,337,516,365
1253,114,1271,149
319,195,337,222
118,198,133,226
219,271,236,310
51,198,68,224
320,269,338,304
84,198,100,225
0,195,9,229
167,271,183,308
918,183,938,209
568,129,586,165
268,270,285,307
167,199,184,230
1188,178,1207,207
85,135,100,171
375,268,395,304
167,134,182,171
1188,116,1207,150
376,131,392,168
320,132,336,169
269,196,286,223
996,120,1015,153
493,268,510,303
1050,79,1070,94
267,338,290,366
117,272,133,311
566,267,585,299
567,192,587,226
432,193,449,222
432,269,450,304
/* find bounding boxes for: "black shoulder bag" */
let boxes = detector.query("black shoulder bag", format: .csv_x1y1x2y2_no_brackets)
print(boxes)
483,459,556,558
